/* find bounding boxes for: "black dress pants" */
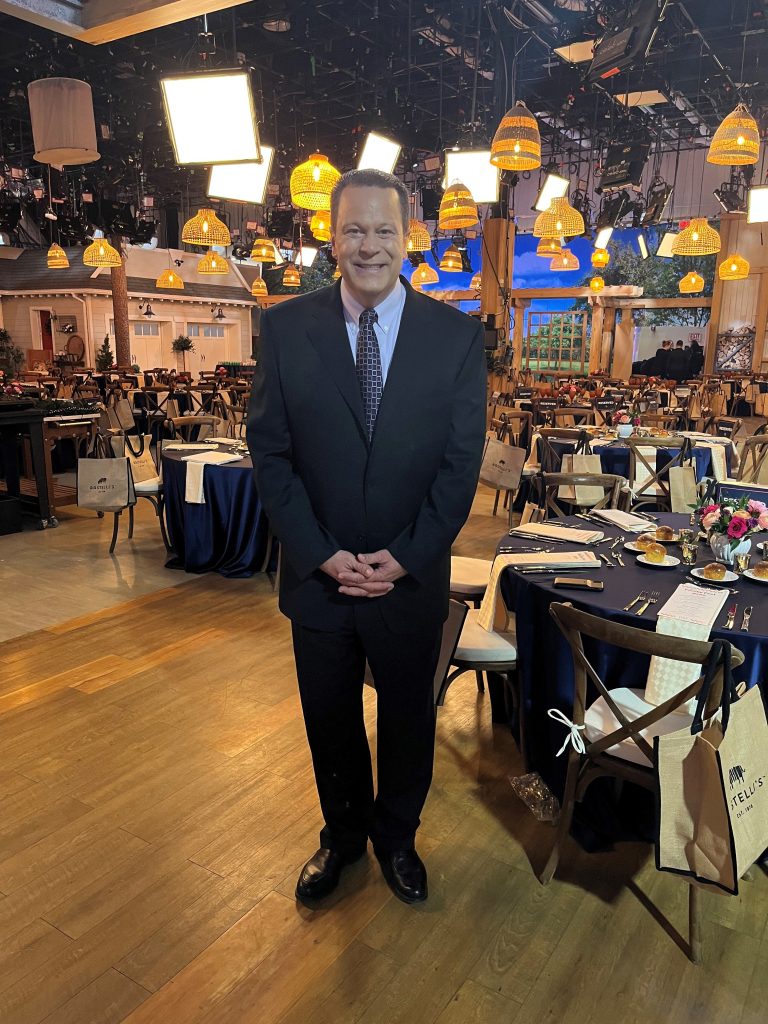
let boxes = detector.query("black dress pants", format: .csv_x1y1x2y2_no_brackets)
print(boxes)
291,608,441,856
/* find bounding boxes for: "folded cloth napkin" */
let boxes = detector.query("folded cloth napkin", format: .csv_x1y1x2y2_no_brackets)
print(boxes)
510,522,603,544
182,450,243,504
523,432,542,473
590,508,658,532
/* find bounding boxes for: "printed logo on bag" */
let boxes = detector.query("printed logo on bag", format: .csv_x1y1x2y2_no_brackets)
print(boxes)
97,477,107,485
88,482,117,493
729,764,746,787
728,762,766,819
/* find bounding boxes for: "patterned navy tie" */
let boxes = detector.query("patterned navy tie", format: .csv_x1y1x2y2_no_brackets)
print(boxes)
355,308,383,440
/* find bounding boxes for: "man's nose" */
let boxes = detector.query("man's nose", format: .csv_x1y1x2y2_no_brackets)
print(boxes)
359,233,380,254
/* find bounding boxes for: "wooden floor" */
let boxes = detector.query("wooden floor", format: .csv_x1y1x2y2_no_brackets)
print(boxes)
0,486,766,1024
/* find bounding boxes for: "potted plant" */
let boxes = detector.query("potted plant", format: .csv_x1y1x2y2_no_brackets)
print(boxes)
696,497,768,564
0,328,24,379
95,336,114,373
171,334,195,372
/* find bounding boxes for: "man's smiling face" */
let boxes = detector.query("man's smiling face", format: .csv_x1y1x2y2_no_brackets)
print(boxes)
332,185,407,307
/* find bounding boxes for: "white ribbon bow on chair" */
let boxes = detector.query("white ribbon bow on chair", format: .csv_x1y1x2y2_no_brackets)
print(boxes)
548,708,586,756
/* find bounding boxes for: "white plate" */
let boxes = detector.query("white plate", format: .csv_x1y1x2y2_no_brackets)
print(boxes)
637,554,680,569
691,566,739,584
743,569,768,585
624,541,644,553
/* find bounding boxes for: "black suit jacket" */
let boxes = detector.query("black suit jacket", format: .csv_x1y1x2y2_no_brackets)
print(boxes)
246,277,487,633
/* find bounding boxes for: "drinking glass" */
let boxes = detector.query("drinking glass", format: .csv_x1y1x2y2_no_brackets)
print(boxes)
678,528,694,545
680,541,698,566
735,552,751,574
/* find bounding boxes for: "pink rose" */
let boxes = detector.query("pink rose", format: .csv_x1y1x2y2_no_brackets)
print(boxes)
727,518,748,539
759,511,768,530
748,500,767,515
732,509,751,520
700,504,720,518
702,512,720,530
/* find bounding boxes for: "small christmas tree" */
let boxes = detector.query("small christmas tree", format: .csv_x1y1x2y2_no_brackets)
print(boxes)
95,336,114,372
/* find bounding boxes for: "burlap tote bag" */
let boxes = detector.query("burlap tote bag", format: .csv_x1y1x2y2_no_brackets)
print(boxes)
655,642,768,894
77,457,136,512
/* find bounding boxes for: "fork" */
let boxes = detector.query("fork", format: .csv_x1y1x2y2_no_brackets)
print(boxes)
636,590,660,615
623,590,647,611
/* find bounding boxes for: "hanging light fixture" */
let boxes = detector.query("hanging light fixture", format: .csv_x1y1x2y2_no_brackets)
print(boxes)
412,263,439,286
671,218,721,256
718,253,750,281
140,301,156,318
27,78,100,165
406,218,431,252
197,249,230,275
535,237,562,257
708,103,760,166
549,248,579,271
290,153,340,210
181,208,231,247
589,275,605,292
47,243,68,269
83,238,121,267
156,268,184,289
251,275,268,296
591,247,610,268
470,271,482,290
438,182,478,231
309,210,331,242
679,271,704,294
282,263,301,288
490,101,542,171
251,238,278,263
533,196,584,238
439,245,463,272
332,266,341,280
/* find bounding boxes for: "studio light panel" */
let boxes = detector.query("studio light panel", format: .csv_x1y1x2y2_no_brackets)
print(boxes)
208,147,275,204
358,133,401,174
444,150,499,204
161,71,261,165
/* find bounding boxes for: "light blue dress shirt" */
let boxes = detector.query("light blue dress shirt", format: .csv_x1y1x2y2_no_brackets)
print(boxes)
340,279,406,384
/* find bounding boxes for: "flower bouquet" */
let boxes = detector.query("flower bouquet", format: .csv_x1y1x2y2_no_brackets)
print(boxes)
696,497,768,561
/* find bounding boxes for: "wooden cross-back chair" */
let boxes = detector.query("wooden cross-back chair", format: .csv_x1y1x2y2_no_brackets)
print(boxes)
625,436,689,511
551,407,595,428
735,435,768,484
703,415,742,440
493,409,533,448
541,472,624,518
542,601,745,963
638,412,680,431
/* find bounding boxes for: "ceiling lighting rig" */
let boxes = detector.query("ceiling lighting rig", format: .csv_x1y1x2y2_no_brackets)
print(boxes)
713,169,749,215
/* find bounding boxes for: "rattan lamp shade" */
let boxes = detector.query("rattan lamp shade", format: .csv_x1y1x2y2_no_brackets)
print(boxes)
309,210,331,242
534,196,584,238
679,271,704,294
282,264,301,288
671,218,721,256
439,245,462,272
47,243,68,268
412,263,439,286
438,182,478,230
155,268,184,289
536,236,562,257
251,238,278,263
708,104,760,166
83,239,121,267
549,248,579,271
197,249,229,275
490,101,541,171
589,275,605,292
332,266,341,280
181,208,231,247
470,271,482,290
290,153,340,211
591,247,610,268
251,275,268,296
718,253,750,281
406,219,431,252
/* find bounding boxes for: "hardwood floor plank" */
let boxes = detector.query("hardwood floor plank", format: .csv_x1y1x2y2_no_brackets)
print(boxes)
0,918,73,997
433,979,521,1024
38,968,149,1024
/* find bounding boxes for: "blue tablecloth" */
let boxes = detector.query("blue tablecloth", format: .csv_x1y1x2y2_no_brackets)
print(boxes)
500,513,768,802
162,449,269,577
549,439,731,481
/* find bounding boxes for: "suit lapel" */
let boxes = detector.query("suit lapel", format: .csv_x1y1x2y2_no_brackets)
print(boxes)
306,283,366,435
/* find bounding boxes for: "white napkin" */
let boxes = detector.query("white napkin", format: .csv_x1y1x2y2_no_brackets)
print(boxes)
510,522,603,544
524,432,542,472
589,508,657,532
182,450,243,504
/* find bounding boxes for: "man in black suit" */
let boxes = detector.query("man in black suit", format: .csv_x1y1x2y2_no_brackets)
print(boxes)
652,338,672,378
246,169,486,905
667,339,690,383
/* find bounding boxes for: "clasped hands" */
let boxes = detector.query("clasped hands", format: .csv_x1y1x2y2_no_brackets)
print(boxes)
320,549,406,598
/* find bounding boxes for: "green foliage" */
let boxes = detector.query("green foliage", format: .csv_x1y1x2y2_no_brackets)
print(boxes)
0,327,25,378
171,335,195,353
265,253,337,295
95,336,114,372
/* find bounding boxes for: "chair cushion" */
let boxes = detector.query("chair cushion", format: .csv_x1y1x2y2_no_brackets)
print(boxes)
134,476,161,494
450,556,493,594
454,609,516,664
584,687,693,767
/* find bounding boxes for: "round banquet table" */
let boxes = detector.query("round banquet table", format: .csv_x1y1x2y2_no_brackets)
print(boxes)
548,437,732,481
499,512,768,805
162,448,269,577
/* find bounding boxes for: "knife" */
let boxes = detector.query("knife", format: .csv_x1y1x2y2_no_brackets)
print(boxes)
724,603,738,630
741,606,753,632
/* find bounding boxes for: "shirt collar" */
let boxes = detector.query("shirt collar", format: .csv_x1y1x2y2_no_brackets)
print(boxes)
340,279,405,334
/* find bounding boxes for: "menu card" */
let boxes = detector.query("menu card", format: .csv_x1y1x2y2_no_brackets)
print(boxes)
503,550,602,569
656,583,728,625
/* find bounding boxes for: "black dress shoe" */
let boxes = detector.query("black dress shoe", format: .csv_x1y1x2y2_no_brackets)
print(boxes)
376,848,428,904
295,847,365,902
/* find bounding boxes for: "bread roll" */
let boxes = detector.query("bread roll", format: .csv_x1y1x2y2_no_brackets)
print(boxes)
645,543,666,564
752,560,768,579
636,534,657,550
655,525,674,541
702,562,727,580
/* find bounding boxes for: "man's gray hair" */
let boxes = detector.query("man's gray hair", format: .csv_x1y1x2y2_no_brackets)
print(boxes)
330,169,410,235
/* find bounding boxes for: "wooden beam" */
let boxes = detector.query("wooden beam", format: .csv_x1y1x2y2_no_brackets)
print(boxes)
602,297,712,309
588,301,604,374
479,219,514,343
511,299,531,371
703,215,735,375
753,270,768,372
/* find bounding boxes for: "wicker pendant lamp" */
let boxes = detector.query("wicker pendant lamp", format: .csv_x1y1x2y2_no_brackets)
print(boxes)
290,153,340,210
438,182,478,231
182,208,231,247
251,275,268,296
679,271,704,294
412,263,439,286
155,268,184,289
332,266,341,280
406,218,431,252
470,271,482,290
251,238,278,263
591,247,610,268
589,275,605,293
197,249,229,275
534,196,584,238
549,248,579,271
309,210,331,242
490,101,542,171
708,103,760,166
83,238,121,267
671,218,721,256
47,243,68,268
718,253,750,281
536,236,562,257
439,245,462,272
282,264,301,287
